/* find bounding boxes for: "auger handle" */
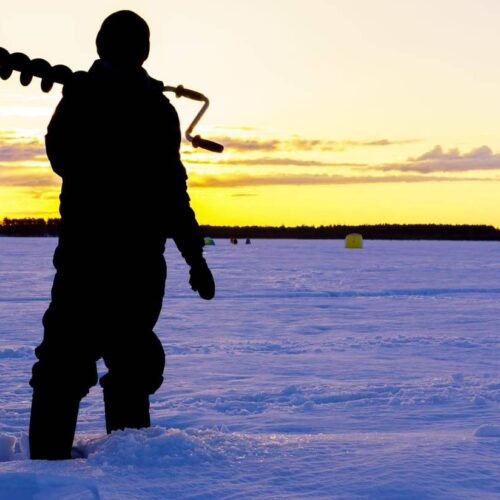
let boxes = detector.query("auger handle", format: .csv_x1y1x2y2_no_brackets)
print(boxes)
192,135,224,153
164,85,224,153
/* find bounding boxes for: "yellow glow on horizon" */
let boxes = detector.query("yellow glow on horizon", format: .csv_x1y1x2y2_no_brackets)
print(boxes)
0,127,499,228
1,181,499,228
188,181,500,228
0,186,60,218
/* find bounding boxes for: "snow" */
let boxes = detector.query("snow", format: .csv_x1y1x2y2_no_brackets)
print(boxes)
0,237,499,498
475,425,500,438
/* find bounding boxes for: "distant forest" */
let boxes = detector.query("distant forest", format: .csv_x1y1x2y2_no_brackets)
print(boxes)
1,218,499,240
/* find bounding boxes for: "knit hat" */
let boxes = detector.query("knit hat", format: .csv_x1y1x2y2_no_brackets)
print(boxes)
96,10,150,67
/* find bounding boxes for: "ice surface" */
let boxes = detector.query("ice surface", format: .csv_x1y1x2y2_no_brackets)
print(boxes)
0,434,15,462
475,425,500,437
0,238,499,498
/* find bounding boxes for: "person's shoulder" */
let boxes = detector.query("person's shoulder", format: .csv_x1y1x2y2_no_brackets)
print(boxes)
62,70,91,99
148,75,165,95
148,77,173,106
148,77,180,118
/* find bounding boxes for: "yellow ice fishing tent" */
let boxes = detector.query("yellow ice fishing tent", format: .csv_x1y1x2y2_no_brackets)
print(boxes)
345,233,363,249
204,237,215,246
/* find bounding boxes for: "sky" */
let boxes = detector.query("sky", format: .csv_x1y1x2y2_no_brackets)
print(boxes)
0,0,499,227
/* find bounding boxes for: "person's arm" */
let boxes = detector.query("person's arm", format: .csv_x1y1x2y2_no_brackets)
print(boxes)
45,97,74,177
164,101,215,299
45,77,87,177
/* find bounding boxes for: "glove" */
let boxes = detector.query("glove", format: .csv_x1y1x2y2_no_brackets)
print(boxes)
189,259,215,300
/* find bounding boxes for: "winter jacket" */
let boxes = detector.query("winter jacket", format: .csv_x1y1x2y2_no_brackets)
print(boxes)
46,59,204,268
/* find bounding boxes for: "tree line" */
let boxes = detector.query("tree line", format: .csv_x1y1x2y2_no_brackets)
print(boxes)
0,218,60,236
1,218,499,240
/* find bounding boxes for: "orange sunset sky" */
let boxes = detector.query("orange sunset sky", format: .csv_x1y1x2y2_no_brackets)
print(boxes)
0,0,499,227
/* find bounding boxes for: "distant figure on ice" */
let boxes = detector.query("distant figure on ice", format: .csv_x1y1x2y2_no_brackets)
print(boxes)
29,10,215,460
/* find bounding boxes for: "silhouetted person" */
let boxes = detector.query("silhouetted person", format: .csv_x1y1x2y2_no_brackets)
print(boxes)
29,10,215,460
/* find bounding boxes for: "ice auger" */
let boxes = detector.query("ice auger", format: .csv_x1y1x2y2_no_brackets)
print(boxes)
0,47,224,153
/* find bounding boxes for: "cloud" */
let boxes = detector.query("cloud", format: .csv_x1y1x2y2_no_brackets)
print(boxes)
0,143,47,162
0,132,47,162
212,126,260,132
194,143,500,173
206,137,280,151
0,164,58,187
185,156,366,167
203,135,418,153
27,189,59,200
376,145,500,173
289,138,417,150
188,172,491,188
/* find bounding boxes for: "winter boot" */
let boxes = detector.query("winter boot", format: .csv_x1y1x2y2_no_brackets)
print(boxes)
103,389,151,434
29,389,80,460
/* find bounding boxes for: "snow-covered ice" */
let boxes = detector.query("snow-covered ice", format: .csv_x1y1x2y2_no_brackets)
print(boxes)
0,237,499,498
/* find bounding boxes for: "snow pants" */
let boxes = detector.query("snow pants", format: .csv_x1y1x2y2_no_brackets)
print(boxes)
30,248,167,429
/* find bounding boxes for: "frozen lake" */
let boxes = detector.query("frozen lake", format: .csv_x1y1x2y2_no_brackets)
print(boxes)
0,237,499,498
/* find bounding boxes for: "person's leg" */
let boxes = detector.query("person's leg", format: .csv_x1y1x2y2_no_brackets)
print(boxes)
100,330,165,433
29,299,98,459
100,257,167,433
100,335,165,434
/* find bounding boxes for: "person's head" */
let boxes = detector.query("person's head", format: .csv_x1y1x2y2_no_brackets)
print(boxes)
96,10,150,68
